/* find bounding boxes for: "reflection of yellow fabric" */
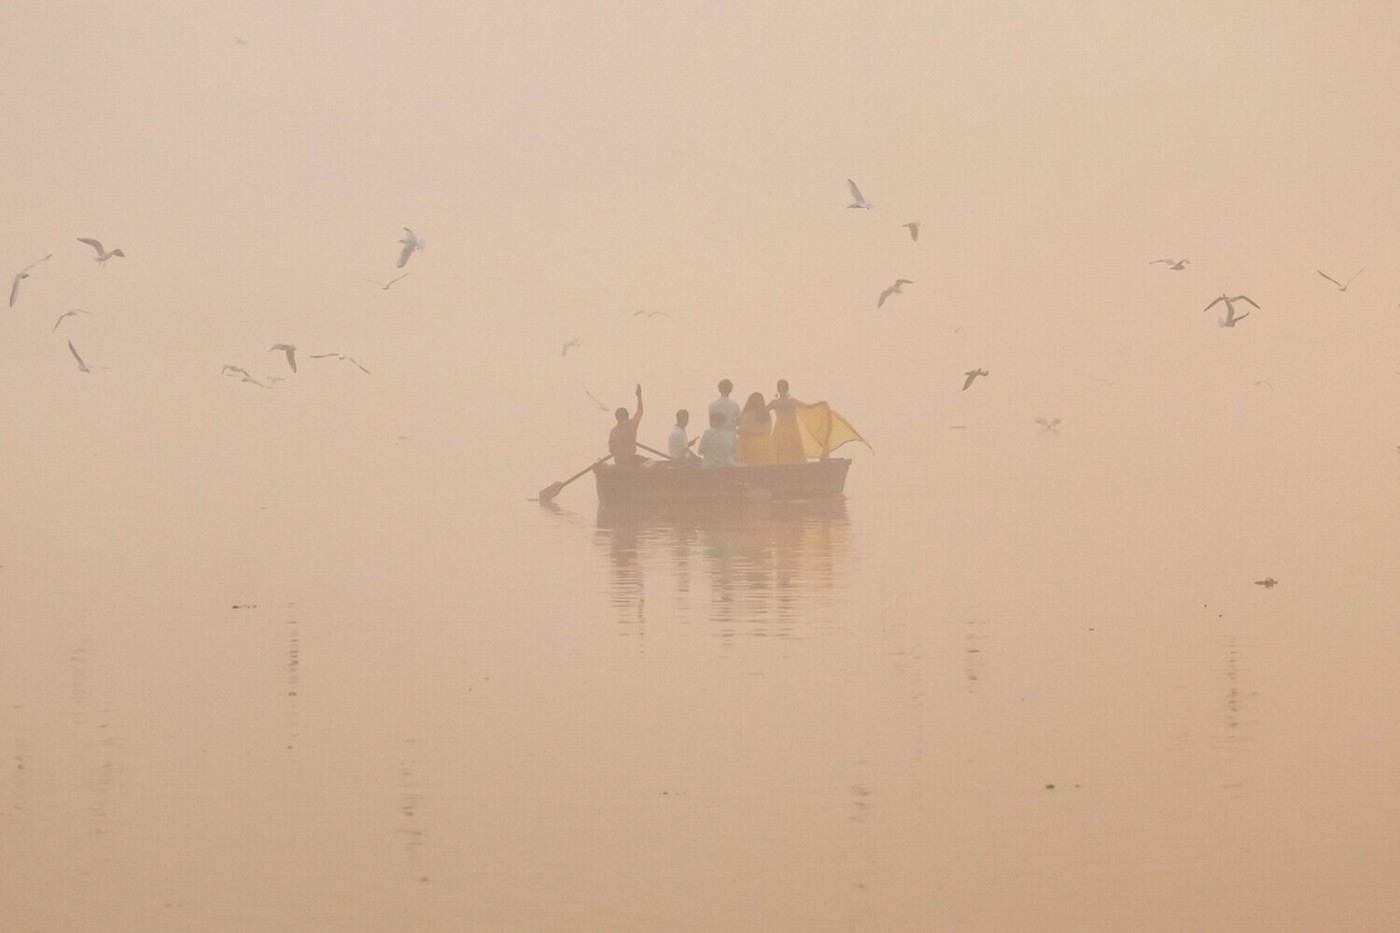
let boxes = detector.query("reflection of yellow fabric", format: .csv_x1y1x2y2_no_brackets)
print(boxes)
795,402,872,457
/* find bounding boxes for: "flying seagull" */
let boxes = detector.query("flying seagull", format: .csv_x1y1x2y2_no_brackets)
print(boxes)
309,352,370,374
9,254,51,307
1316,268,1363,292
562,338,580,356
221,364,250,378
1150,258,1189,270
1203,294,1259,317
396,228,425,268
52,308,91,332
1035,417,1062,431
632,310,671,319
77,238,125,264
584,390,609,411
68,340,91,373
1253,379,1274,390
268,343,298,372
362,273,408,290
877,279,913,308
1254,577,1278,589
962,368,988,391
846,179,872,210
903,222,920,242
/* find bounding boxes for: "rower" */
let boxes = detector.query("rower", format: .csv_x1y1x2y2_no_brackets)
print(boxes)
608,384,645,466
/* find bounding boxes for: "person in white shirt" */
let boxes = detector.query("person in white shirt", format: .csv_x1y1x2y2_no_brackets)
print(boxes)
708,378,740,431
668,409,698,461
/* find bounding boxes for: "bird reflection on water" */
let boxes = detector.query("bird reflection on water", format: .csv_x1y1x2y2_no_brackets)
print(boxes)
592,499,853,631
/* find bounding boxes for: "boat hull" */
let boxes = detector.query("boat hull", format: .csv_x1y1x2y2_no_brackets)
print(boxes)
593,458,850,504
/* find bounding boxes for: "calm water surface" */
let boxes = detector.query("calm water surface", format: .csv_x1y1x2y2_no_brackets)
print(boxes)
2,399,1398,932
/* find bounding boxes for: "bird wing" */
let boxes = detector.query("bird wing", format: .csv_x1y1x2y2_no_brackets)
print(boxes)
1035,417,1047,426
895,279,913,286
9,275,20,308
309,353,338,359
1202,296,1226,312
1345,267,1365,286
400,227,417,244
877,286,894,308
68,341,88,371
285,347,297,372
1316,270,1342,288
961,372,976,391
387,273,408,286
77,237,105,255
585,391,608,411
52,313,65,331
348,358,370,373
23,254,52,274
632,310,646,316
847,179,868,205
396,242,415,268
1234,295,1260,309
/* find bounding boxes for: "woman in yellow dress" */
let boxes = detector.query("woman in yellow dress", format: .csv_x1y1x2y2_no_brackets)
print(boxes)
767,379,807,464
737,392,776,464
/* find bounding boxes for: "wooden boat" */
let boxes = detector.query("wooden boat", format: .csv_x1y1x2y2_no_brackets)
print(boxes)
593,458,850,505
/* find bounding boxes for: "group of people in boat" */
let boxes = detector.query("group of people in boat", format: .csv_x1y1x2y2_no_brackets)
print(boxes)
609,378,812,469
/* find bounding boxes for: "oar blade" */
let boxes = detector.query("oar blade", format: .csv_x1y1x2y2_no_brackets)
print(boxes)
538,481,566,503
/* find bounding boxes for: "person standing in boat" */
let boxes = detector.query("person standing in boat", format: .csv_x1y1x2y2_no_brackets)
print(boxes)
708,379,741,431
668,409,699,463
737,392,776,464
768,379,809,464
608,384,645,466
697,410,737,468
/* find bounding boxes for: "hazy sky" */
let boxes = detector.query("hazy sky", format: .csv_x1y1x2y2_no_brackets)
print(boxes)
2,0,1397,481
4,6,1400,930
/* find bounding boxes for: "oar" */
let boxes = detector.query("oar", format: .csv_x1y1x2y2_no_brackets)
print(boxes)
636,437,699,461
538,455,611,503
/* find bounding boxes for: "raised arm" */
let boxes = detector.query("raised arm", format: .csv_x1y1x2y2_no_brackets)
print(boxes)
631,384,644,427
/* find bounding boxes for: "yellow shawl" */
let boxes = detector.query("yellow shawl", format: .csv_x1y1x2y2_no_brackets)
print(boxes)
795,402,872,457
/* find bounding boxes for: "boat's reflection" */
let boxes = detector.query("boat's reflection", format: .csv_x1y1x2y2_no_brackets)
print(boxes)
593,497,853,631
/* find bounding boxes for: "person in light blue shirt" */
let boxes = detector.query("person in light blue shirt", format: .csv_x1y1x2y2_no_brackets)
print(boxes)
697,410,737,468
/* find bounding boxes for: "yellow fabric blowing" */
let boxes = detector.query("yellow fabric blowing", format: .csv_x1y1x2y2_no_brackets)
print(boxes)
795,403,872,457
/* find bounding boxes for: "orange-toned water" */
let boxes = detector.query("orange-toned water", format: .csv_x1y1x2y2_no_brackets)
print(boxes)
5,2,1400,929
2,376,1396,931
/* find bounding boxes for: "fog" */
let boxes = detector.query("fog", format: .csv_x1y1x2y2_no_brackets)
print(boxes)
3,2,1398,930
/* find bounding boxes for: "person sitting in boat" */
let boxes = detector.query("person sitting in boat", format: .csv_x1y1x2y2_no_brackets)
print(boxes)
668,409,699,463
708,378,740,431
767,379,809,464
737,392,775,464
697,409,737,468
608,384,645,466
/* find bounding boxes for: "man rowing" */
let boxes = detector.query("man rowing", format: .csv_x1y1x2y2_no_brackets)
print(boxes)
608,384,645,466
